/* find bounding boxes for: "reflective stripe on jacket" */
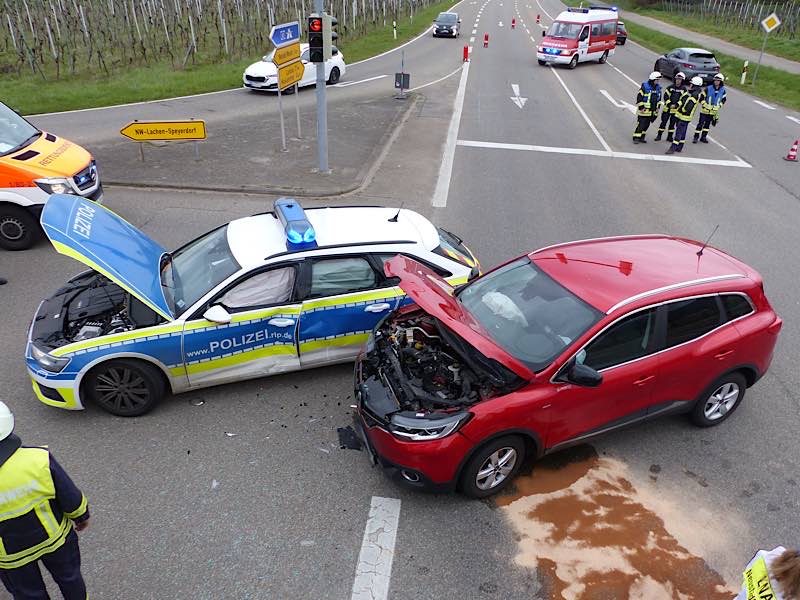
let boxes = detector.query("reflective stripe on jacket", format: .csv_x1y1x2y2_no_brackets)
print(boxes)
636,81,662,117
675,89,700,122
735,547,788,600
700,84,727,114
662,84,685,115
0,446,88,569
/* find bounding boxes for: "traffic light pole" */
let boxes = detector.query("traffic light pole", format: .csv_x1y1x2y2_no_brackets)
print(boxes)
314,0,329,172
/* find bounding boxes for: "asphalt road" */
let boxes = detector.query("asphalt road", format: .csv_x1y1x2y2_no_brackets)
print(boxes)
4,0,800,598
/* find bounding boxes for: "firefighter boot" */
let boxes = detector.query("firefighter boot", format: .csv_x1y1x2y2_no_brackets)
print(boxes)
655,132,662,141
693,133,699,144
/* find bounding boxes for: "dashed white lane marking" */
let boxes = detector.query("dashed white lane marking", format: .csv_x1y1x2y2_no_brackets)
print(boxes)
408,65,465,92
457,139,751,167
754,100,776,110
350,497,402,600
331,75,388,87
472,28,477,33
470,35,476,42
549,67,612,152
787,115,800,125
433,60,471,207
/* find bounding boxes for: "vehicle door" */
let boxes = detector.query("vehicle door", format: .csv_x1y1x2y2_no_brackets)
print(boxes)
181,264,302,388
546,307,661,450
297,255,400,367
588,22,603,57
577,25,590,60
300,49,315,86
649,295,741,411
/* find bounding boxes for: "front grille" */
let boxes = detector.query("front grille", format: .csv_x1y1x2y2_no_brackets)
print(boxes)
246,75,266,82
73,161,98,191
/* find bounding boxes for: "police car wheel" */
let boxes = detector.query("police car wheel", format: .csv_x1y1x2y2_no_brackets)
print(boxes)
459,435,525,499
85,359,165,417
327,67,340,85
0,205,40,251
690,372,747,428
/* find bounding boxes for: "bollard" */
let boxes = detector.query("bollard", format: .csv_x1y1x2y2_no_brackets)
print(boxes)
463,44,469,62
512,17,516,28
740,60,749,85
536,13,540,23
484,32,489,47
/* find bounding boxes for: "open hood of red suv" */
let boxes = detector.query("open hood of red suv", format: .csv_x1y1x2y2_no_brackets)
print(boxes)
384,255,534,380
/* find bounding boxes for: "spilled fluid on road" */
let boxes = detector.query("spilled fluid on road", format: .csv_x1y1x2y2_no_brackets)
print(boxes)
495,447,737,600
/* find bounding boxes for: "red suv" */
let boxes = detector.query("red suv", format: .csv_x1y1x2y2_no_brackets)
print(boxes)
353,236,781,497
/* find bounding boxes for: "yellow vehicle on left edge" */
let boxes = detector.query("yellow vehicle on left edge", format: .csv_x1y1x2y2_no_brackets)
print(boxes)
0,101,102,250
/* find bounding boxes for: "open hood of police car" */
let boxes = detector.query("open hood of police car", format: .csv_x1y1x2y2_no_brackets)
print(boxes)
40,194,175,321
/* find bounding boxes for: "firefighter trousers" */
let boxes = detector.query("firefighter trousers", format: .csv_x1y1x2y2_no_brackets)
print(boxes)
695,113,714,140
657,111,678,139
669,120,690,153
633,115,654,141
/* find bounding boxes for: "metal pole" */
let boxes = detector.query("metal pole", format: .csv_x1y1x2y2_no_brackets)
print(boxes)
752,30,768,84
194,141,200,160
295,83,302,138
315,0,329,172
139,142,144,161
278,85,288,152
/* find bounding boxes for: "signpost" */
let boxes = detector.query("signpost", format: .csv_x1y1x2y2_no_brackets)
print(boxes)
269,21,303,151
753,12,781,85
120,119,206,161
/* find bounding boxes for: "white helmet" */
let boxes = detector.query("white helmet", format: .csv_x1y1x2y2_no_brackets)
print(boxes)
0,402,13,441
714,73,725,82
691,76,703,86
649,71,661,80
675,71,686,80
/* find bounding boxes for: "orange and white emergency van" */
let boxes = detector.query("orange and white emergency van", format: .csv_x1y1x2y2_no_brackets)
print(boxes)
0,101,102,250
537,7,618,69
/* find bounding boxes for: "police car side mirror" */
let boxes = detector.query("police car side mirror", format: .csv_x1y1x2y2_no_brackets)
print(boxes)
541,30,545,37
204,305,232,324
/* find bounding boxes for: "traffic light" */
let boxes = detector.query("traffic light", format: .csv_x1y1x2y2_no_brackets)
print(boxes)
308,14,324,63
323,14,338,61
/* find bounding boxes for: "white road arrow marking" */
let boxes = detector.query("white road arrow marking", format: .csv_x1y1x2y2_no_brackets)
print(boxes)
600,89,636,114
510,83,528,108
787,115,800,125
754,100,776,110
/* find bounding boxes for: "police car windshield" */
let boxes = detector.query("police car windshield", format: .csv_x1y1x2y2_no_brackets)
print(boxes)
547,22,582,38
0,102,40,155
161,225,241,316
457,258,601,371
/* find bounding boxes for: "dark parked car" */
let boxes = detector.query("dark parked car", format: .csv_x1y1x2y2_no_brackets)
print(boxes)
433,12,460,37
655,47,721,84
616,21,627,44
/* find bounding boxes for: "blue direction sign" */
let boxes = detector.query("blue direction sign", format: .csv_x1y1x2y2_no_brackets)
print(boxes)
270,21,301,48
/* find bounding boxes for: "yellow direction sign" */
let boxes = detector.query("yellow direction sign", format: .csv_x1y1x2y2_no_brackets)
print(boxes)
278,60,304,91
120,120,206,142
273,42,301,67
761,12,781,33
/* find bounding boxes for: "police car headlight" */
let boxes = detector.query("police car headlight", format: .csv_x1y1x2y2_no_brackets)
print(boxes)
34,178,73,195
389,412,471,441
31,344,70,373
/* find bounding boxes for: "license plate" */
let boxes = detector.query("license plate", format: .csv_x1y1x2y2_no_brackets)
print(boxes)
541,55,555,61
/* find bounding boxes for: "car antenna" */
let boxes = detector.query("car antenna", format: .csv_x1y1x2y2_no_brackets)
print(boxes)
388,202,405,222
696,224,719,257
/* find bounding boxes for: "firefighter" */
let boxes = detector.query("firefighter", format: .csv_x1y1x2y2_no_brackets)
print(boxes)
0,401,90,600
666,76,703,155
632,71,662,144
693,73,727,143
735,546,800,600
654,72,686,142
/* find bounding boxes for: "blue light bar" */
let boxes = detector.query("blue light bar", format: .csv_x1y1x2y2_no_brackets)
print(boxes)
274,198,317,251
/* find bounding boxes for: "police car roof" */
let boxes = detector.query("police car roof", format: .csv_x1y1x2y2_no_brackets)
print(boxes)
226,206,439,269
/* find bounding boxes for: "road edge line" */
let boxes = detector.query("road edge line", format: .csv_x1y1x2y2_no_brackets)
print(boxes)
350,496,402,600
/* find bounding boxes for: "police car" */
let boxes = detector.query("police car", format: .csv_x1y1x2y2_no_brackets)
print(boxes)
26,195,480,416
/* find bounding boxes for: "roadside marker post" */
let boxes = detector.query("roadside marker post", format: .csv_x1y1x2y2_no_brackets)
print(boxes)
393,20,397,40
740,60,748,85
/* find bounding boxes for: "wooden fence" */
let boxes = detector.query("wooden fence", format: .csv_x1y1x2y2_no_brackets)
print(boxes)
0,0,434,78
659,0,799,37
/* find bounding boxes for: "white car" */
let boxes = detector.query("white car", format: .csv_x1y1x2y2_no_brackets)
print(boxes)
243,43,346,91
28,196,480,416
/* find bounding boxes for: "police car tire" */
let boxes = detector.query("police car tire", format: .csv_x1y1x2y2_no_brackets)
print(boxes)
690,372,747,428
0,205,40,251
85,359,166,417
327,67,340,84
459,435,526,499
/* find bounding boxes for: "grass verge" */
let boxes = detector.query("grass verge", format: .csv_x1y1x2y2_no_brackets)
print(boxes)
625,21,800,112
4,0,456,115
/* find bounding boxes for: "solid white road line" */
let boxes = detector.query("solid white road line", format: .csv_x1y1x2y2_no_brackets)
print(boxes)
607,62,639,87
534,0,553,20
332,75,388,87
350,497,402,600
433,60,471,207
457,139,752,167
549,67,612,152
787,116,800,125
408,65,464,92
753,100,776,110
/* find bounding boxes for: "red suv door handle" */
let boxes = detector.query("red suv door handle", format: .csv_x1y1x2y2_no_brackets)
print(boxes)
633,375,655,386
714,350,734,360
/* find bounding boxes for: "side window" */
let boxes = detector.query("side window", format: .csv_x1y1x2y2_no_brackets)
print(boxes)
722,294,754,322
578,309,657,371
218,266,296,310
664,296,722,348
580,26,589,41
602,22,615,35
376,253,452,278
591,23,601,37
310,257,377,298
